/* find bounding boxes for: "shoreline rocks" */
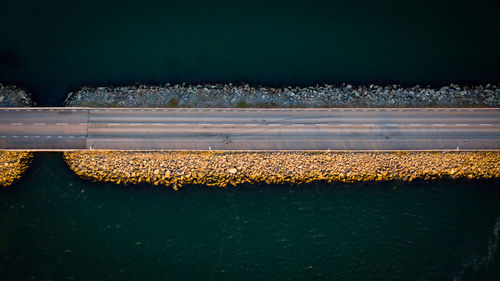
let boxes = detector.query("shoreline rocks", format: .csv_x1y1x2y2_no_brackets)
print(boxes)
63,151,500,189
0,83,35,107
0,152,33,187
0,84,34,187
64,83,500,108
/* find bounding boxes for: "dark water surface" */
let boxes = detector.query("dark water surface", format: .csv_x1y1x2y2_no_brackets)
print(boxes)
1,154,500,281
2,0,500,280
1,0,500,105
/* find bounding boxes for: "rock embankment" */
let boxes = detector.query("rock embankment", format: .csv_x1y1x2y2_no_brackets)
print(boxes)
63,151,500,189
0,84,34,107
0,84,34,187
0,152,33,187
64,83,500,108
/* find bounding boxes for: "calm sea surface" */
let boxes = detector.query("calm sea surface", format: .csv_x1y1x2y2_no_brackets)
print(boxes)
1,0,500,280
1,154,499,281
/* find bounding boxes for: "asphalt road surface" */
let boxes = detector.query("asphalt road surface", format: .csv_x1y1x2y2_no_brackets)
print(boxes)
1,107,499,151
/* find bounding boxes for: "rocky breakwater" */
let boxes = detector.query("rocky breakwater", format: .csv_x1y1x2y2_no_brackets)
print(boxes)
0,152,33,186
64,83,500,107
0,84,34,107
63,151,500,189
0,84,34,187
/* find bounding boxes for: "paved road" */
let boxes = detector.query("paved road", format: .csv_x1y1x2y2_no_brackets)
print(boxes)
1,107,499,151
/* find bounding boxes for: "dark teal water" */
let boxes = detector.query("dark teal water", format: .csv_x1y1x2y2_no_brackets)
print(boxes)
1,154,500,281
2,0,500,280
1,0,500,105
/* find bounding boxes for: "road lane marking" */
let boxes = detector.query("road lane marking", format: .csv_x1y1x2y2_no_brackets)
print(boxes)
11,122,23,125
175,123,189,126
34,123,46,126
152,123,166,126
198,123,212,126
479,124,493,126
56,123,69,125
79,123,87,126
433,124,446,126
107,123,120,125
408,124,423,126
385,124,399,127
221,124,234,126
128,123,144,126
244,124,257,126
292,124,305,126
455,124,469,126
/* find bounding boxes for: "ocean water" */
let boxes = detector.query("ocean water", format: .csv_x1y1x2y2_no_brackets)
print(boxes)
0,153,499,281
1,0,500,105
1,0,500,280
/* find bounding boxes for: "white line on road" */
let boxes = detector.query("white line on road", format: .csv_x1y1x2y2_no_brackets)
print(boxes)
175,123,190,126
480,124,493,126
433,124,446,126
11,123,23,125
34,123,46,126
408,124,423,126
56,123,69,125
456,124,470,126
385,124,399,127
